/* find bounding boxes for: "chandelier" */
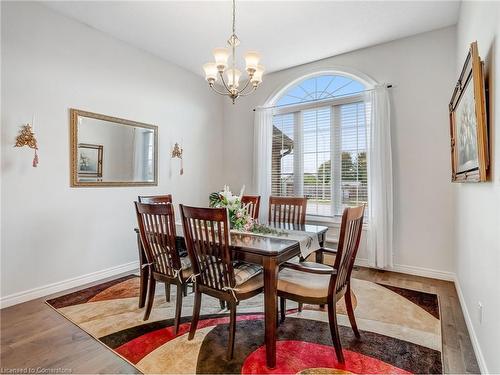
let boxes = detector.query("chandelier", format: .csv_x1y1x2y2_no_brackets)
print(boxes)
202,0,264,104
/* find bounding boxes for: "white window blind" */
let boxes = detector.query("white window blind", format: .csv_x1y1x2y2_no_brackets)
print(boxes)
338,102,368,214
271,101,368,218
303,107,331,216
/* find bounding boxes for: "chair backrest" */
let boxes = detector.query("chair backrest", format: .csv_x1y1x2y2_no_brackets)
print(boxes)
268,196,307,226
134,202,181,278
138,194,172,204
241,195,261,220
180,205,235,292
332,205,365,296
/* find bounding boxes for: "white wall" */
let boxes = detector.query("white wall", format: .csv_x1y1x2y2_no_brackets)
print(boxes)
0,2,224,303
223,27,457,277
454,2,500,373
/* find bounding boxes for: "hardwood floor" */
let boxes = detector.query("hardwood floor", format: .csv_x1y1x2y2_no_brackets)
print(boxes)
0,267,480,374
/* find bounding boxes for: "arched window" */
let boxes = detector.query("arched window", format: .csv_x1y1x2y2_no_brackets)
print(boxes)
275,75,365,106
271,74,368,218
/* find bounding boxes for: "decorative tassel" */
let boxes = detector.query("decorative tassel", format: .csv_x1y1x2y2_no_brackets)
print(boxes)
32,149,39,168
171,142,184,175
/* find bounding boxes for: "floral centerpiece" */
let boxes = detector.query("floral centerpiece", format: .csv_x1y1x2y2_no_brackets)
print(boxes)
209,185,255,231
209,186,287,236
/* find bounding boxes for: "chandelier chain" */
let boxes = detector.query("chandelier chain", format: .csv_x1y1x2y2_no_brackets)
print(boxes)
232,0,236,36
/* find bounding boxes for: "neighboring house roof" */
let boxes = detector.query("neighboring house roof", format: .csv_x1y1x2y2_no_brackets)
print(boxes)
272,127,294,157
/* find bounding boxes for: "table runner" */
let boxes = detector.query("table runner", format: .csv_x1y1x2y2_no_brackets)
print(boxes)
231,228,320,259
174,222,320,258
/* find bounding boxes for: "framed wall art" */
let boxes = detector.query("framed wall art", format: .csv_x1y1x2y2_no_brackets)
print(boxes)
77,143,103,178
449,41,489,182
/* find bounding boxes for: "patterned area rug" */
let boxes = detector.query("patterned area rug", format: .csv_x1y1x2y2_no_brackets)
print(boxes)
46,275,442,374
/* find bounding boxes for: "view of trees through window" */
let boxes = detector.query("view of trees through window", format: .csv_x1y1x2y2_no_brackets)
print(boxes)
271,74,368,217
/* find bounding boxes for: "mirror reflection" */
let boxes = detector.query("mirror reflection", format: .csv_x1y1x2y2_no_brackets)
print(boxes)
71,109,157,186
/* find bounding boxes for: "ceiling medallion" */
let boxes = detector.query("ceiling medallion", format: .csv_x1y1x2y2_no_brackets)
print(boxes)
203,0,264,104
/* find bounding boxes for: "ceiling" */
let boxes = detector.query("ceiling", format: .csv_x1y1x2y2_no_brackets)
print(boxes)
43,1,460,76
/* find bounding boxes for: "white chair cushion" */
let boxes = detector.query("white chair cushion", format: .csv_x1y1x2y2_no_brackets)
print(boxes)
278,267,331,299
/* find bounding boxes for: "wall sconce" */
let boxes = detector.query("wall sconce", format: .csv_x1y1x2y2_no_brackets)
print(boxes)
171,142,183,175
14,122,39,167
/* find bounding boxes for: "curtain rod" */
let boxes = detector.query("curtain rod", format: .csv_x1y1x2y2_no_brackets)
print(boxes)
253,84,393,111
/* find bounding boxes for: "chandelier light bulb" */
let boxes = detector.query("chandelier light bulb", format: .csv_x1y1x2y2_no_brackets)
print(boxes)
251,65,265,85
213,48,229,71
226,68,241,88
203,62,218,83
244,51,260,73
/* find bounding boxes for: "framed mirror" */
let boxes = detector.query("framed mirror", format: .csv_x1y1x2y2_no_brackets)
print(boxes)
70,109,158,187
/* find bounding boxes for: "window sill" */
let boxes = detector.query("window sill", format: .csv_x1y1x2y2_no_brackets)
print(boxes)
306,215,369,230
306,215,342,226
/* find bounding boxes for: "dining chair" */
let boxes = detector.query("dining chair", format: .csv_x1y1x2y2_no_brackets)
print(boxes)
137,194,189,304
134,201,193,334
268,196,307,226
138,194,172,204
241,195,261,220
180,205,264,360
277,205,365,364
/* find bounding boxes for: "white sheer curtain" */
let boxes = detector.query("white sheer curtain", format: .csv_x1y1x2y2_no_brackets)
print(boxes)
366,85,394,268
253,107,273,222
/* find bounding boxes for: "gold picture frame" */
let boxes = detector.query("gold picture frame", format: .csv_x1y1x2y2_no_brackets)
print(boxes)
449,41,489,182
77,143,103,178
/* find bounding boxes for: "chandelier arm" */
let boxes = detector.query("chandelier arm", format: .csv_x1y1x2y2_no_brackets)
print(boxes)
238,85,257,97
209,84,232,96
237,77,253,94
219,71,233,94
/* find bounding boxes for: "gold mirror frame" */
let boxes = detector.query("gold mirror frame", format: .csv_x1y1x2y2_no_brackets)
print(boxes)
70,109,158,187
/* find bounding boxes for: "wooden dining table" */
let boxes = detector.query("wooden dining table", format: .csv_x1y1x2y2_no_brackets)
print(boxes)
135,223,328,368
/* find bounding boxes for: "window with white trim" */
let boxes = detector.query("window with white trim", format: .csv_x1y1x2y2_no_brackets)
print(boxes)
271,74,368,218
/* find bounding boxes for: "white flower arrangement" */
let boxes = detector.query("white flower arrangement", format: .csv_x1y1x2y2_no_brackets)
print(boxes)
209,185,255,231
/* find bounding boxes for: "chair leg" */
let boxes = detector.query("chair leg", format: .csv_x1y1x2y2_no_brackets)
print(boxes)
298,302,303,312
165,282,171,302
327,301,344,364
227,302,237,361
183,283,188,297
280,297,286,323
173,284,183,335
188,290,202,340
276,303,279,328
345,285,360,338
138,266,149,308
143,276,156,321
219,299,226,310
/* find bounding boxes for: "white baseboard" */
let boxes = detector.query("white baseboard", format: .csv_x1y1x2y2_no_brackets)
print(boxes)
354,258,371,267
332,255,456,282
390,264,455,281
0,261,139,309
454,276,488,374
352,260,455,281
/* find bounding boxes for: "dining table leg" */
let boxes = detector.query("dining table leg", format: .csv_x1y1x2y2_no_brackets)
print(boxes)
263,256,278,369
